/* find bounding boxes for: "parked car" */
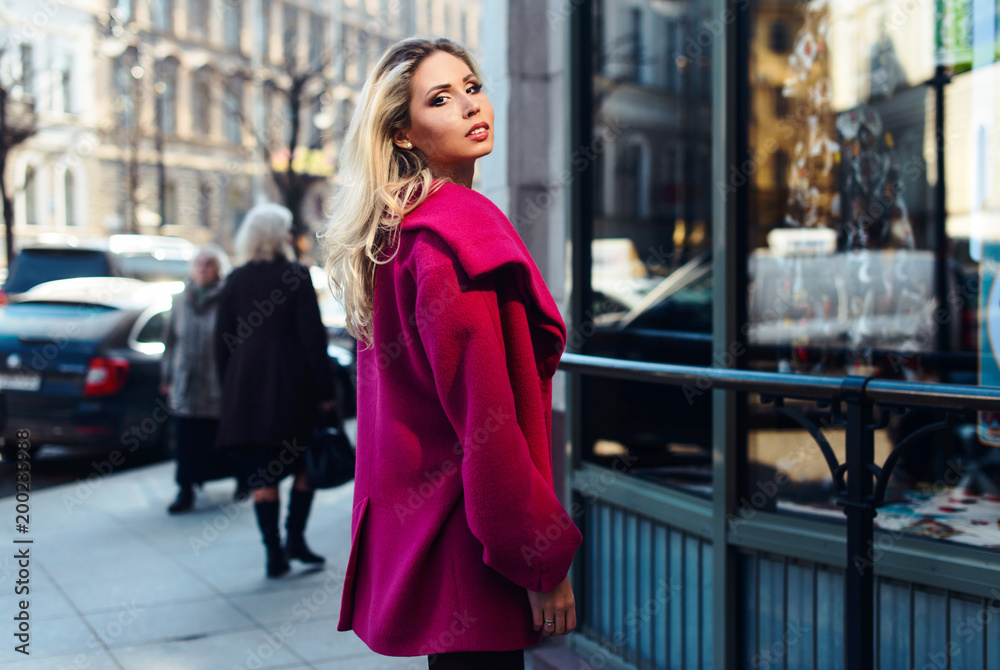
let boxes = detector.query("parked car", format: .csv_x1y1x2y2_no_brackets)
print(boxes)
0,273,360,460
0,234,197,305
0,277,182,459
311,265,357,417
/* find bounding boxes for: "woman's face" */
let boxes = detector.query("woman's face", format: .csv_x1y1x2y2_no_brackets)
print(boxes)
191,254,219,287
396,51,494,183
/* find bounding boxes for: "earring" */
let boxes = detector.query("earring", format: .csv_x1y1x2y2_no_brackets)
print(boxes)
405,142,412,148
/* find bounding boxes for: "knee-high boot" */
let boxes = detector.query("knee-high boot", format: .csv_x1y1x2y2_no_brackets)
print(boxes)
254,499,290,578
284,489,325,564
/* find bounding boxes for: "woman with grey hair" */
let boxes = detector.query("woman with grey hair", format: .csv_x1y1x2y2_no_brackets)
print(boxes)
161,244,235,513
215,203,336,578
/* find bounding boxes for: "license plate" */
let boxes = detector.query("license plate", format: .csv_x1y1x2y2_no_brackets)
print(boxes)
0,373,41,391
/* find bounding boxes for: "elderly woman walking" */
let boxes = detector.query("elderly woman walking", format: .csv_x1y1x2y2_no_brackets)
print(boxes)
161,244,235,514
215,204,336,578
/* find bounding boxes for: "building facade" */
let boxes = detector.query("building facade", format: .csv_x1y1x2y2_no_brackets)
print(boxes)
2,0,491,262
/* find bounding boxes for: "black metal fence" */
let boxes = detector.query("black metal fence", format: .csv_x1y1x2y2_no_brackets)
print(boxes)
558,352,1000,670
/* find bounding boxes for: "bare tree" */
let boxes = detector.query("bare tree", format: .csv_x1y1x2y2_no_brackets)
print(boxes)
0,45,37,268
230,42,334,260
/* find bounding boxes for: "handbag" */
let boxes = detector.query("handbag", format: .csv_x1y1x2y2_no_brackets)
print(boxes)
304,407,356,489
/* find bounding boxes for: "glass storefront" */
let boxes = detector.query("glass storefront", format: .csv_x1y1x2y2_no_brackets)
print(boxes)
583,0,715,494
567,1,1000,667
745,0,1000,552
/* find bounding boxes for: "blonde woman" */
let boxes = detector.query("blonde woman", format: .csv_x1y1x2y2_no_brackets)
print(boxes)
324,38,581,669
215,203,336,578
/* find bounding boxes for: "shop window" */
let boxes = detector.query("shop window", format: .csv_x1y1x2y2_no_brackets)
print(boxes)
582,0,715,495
745,0,1000,552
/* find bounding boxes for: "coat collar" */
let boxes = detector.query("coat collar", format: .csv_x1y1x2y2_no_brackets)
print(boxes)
401,181,567,376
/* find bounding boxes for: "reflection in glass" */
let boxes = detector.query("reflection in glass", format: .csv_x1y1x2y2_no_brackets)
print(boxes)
746,0,1000,551
584,0,715,495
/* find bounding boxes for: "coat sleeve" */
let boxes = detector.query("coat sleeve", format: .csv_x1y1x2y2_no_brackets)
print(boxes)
291,265,335,402
159,294,179,387
214,280,234,387
412,252,581,594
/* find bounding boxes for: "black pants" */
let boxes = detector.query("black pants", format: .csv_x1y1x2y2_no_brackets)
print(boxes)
173,417,229,487
427,650,524,670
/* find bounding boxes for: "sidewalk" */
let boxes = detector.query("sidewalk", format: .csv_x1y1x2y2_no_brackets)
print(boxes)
0,437,533,670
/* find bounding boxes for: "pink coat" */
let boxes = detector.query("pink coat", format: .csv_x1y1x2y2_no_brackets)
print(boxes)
337,181,582,656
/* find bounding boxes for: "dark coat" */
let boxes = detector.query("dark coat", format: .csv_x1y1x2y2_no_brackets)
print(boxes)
337,182,581,655
161,278,225,418
214,257,334,450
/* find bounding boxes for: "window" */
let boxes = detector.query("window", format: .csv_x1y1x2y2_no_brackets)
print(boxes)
283,5,299,66
163,180,177,226
340,24,353,83
582,0,715,492
191,68,213,135
115,48,138,128
135,310,167,345
224,78,243,145
114,0,133,22
628,7,642,83
357,29,370,80
188,0,209,36
198,182,213,227
224,0,241,50
61,62,72,113
743,0,1000,552
309,15,325,69
157,58,178,135
24,166,37,226
19,44,33,98
152,0,173,32
64,170,76,226
258,0,272,62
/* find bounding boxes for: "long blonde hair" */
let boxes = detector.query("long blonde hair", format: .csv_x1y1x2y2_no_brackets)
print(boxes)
320,37,484,345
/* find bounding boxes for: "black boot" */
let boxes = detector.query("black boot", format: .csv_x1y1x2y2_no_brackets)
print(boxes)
284,489,325,564
254,499,290,578
167,487,194,514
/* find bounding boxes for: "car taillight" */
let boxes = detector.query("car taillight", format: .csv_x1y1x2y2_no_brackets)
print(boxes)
84,357,130,397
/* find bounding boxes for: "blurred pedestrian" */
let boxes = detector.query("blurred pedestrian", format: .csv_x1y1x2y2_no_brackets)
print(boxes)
215,204,336,578
323,38,581,668
161,244,235,514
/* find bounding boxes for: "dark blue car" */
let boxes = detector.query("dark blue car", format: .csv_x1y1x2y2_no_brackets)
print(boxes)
0,278,180,460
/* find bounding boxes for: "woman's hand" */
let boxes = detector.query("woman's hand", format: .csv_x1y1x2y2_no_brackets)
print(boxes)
527,576,576,636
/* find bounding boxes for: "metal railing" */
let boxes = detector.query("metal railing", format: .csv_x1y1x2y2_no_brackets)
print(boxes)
558,352,1000,670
